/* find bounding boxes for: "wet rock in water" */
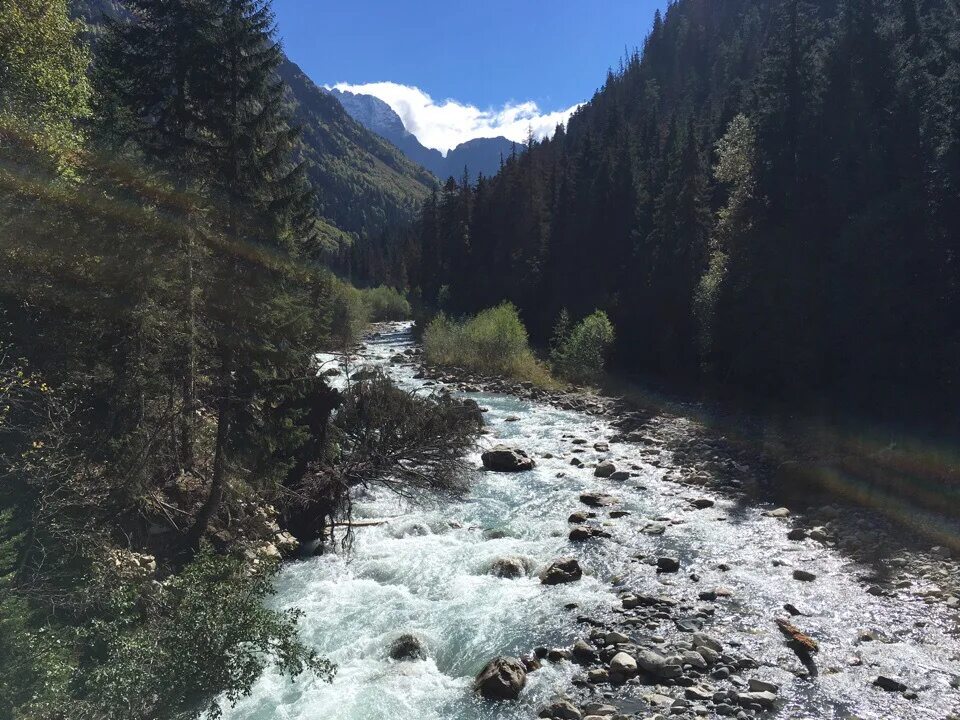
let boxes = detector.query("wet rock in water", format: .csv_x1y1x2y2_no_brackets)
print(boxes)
568,511,590,523
594,460,617,478
351,367,379,381
389,633,427,661
570,457,585,467
873,676,908,692
767,507,791,517
475,656,527,700
482,445,535,472
788,527,808,541
569,526,594,542
321,367,341,376
580,492,617,507
609,652,638,680
610,470,631,481
793,569,817,582
691,498,715,509
539,699,582,720
605,630,630,644
642,522,667,535
541,557,583,585
657,557,681,573
490,557,527,579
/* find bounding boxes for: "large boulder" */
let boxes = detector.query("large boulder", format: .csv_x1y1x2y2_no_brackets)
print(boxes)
540,557,583,585
474,656,527,700
490,557,527,579
388,633,427,661
594,460,617,478
482,445,536,472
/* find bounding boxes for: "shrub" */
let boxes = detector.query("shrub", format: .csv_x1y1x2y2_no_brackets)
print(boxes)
423,303,554,385
550,310,616,384
327,279,370,350
359,285,412,322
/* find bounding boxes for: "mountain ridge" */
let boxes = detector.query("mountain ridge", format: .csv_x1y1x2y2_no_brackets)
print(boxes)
328,87,516,182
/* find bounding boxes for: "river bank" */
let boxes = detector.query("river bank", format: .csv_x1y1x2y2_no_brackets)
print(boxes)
222,322,960,720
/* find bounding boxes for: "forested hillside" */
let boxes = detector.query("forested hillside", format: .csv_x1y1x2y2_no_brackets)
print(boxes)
73,0,434,252
394,0,959,422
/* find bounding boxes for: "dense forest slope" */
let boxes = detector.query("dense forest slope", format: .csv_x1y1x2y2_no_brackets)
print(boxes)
394,0,959,422
73,0,434,250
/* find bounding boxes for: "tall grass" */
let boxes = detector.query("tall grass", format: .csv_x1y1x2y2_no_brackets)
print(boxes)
423,303,555,386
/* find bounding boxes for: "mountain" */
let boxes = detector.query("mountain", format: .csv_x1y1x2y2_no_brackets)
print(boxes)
71,0,434,250
329,87,515,182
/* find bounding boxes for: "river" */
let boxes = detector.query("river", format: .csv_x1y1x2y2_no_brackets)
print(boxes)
222,322,960,720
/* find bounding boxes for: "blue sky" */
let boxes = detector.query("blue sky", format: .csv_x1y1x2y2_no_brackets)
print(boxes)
272,0,664,151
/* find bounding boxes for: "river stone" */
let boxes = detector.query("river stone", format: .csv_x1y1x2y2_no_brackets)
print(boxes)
735,691,777,708
541,557,583,585
568,511,590,523
692,632,724,654
482,446,535,472
605,630,630,645
610,470,631,481
691,498,715,509
657,557,680,573
389,633,427,661
538,700,582,719
748,678,779,694
581,703,618,716
609,652,638,679
572,639,598,664
490,557,527,579
873,675,908,692
767,507,791,518
793,569,817,582
682,650,708,670
594,460,617,478
580,492,616,507
788,528,808,541
474,657,527,700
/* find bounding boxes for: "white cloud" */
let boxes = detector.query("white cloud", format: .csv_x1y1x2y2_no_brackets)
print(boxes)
330,81,582,155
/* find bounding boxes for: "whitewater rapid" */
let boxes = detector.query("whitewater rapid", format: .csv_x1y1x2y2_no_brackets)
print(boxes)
221,323,960,720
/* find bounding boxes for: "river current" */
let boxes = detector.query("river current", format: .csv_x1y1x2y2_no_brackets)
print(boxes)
222,323,960,720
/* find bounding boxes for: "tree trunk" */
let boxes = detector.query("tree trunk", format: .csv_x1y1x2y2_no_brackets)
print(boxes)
185,346,232,551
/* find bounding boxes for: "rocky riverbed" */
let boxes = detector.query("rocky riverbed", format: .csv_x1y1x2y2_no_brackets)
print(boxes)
222,322,960,720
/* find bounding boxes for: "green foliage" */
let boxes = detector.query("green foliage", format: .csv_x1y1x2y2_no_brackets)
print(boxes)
0,0,91,154
327,278,370,350
550,310,616,384
4,552,331,720
359,285,412,322
694,114,759,361
423,303,554,385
